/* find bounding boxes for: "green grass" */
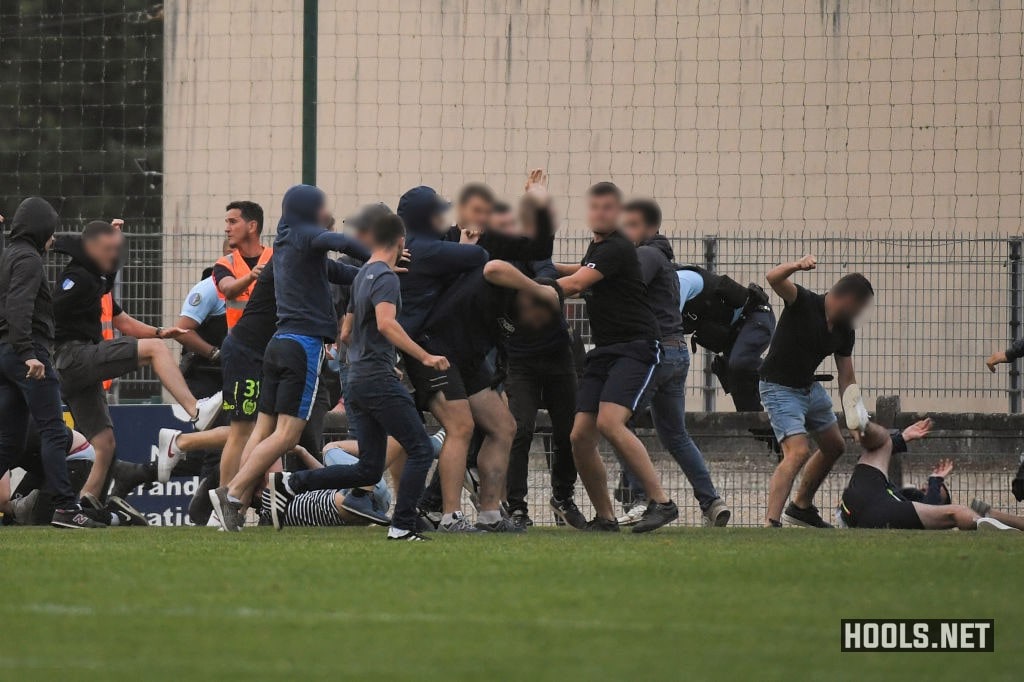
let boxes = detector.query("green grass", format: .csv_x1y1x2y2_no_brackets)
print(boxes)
2,527,1021,681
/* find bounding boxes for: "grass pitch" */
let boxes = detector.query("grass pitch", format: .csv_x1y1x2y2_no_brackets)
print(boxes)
2,527,1021,681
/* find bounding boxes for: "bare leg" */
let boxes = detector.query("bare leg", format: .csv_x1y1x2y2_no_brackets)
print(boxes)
227,414,303,506
218,421,256,484
766,434,813,524
137,339,198,416
913,502,980,530
239,413,276,471
80,427,116,499
596,402,668,503
176,425,230,453
570,412,614,521
0,472,11,514
468,389,516,512
428,394,474,515
793,424,846,508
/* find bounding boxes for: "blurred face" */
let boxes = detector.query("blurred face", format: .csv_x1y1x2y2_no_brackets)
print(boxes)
488,208,517,236
353,227,373,248
224,208,256,248
828,292,872,326
431,210,449,234
620,209,653,245
458,195,492,231
586,193,621,234
515,290,557,331
84,232,122,274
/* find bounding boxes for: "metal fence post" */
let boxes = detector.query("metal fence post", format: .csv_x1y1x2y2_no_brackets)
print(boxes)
302,0,318,186
1009,238,1022,413
702,236,717,412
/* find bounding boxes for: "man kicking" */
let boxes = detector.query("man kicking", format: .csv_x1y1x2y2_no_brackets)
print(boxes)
759,255,873,527
556,182,678,533
839,415,1015,531
267,211,443,541
210,185,368,531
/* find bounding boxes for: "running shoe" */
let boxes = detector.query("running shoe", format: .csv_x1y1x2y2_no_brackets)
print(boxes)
51,507,106,529
970,498,992,516
632,500,679,534
189,476,215,525
267,472,294,531
341,488,391,526
509,509,532,531
616,500,647,526
475,516,524,533
842,384,871,434
156,428,183,483
438,511,482,533
977,517,1019,532
429,428,446,458
209,485,246,532
387,527,432,541
107,495,149,526
550,496,587,529
109,460,157,498
191,391,224,431
703,498,731,527
418,509,441,531
782,502,832,528
9,490,39,525
584,516,620,532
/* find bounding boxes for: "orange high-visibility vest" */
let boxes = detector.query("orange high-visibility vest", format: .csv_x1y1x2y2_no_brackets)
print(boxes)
100,293,115,391
215,246,273,328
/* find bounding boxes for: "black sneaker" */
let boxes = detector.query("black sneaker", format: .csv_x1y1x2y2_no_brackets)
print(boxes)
51,507,106,529
474,516,524,533
110,460,158,499
107,496,149,526
188,476,215,525
550,496,587,529
782,502,832,528
267,473,295,531
416,509,440,531
584,516,620,532
509,509,532,531
632,500,679,534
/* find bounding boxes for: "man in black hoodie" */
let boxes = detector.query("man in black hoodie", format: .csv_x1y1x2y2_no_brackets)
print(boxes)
0,197,101,528
620,199,730,527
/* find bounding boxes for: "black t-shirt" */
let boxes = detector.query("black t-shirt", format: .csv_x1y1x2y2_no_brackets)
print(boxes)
759,284,855,388
421,267,516,363
212,254,261,287
53,261,121,345
230,258,278,352
580,231,659,347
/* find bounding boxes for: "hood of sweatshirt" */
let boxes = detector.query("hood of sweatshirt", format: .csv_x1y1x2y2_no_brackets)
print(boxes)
396,186,450,239
9,197,59,253
52,230,106,276
278,184,326,232
640,233,675,262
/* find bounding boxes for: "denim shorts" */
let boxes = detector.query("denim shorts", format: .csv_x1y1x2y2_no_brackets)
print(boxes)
758,380,837,443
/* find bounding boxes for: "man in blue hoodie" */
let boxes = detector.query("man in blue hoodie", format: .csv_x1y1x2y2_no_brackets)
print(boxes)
210,185,369,532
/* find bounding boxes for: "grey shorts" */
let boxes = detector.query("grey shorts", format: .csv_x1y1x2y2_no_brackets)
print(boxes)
55,337,139,438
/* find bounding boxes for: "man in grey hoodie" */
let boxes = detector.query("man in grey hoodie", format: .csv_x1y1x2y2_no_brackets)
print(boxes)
0,197,102,528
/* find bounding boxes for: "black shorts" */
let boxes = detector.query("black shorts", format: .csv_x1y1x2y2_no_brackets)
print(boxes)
221,334,264,422
840,464,924,530
259,334,326,420
405,351,495,411
576,340,660,414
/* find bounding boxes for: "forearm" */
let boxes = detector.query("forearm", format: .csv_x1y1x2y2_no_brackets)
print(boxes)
218,276,253,300
483,260,543,292
553,263,581,276
310,231,372,260
766,261,802,287
114,314,158,339
837,364,857,395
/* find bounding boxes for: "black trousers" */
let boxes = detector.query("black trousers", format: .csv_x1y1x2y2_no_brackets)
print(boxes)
505,347,578,513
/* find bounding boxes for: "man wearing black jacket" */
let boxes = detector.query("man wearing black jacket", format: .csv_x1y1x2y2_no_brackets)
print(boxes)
0,197,100,528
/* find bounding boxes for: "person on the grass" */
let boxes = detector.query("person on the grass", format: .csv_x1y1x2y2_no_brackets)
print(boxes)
0,197,100,528
52,220,223,503
270,211,442,540
210,185,369,532
839,417,1016,531
759,255,873,528
556,182,678,533
617,198,731,528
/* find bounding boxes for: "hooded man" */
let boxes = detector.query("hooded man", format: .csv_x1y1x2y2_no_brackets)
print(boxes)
0,197,98,528
618,198,730,528
210,184,369,532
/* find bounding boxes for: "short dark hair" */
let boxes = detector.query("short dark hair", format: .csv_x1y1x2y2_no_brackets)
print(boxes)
587,181,623,201
457,183,495,206
370,213,406,248
623,198,662,229
832,273,874,301
226,200,265,234
492,200,512,214
82,220,116,241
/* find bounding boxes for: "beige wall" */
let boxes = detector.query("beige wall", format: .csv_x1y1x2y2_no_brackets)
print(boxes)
163,0,1024,411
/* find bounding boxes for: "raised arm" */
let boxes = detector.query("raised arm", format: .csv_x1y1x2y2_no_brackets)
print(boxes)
415,240,489,278
310,231,372,261
482,259,560,309
766,254,816,304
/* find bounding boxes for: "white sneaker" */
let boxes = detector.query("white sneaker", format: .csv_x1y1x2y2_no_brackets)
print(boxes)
976,517,1019,532
156,428,183,483
842,384,870,434
191,391,223,431
616,501,647,526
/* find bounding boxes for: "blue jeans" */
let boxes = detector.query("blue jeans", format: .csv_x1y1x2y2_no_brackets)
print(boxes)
0,343,74,507
759,380,837,443
290,373,432,531
621,344,719,510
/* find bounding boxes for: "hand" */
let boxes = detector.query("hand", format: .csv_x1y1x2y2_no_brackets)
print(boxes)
901,417,933,443
250,264,264,280
460,229,481,245
422,354,450,371
986,351,1008,373
391,249,412,274
524,168,549,204
157,327,191,340
393,366,404,381
794,254,817,271
111,218,124,231
931,457,954,479
24,358,45,380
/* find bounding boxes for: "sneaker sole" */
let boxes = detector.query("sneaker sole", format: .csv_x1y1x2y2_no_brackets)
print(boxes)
340,502,391,527
842,384,866,432
631,512,679,534
781,512,818,528
708,508,731,527
50,520,104,529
